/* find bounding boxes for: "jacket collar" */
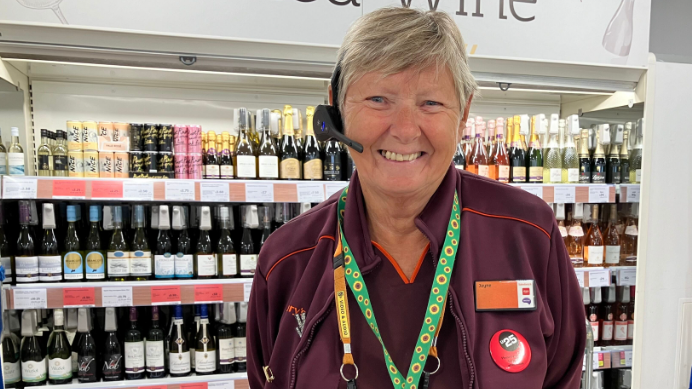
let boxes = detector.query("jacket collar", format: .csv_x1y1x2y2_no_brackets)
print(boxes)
342,164,460,271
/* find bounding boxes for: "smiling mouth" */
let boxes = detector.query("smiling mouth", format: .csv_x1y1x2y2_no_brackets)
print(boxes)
379,150,424,162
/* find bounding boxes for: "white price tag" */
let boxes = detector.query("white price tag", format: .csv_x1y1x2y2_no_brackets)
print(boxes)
588,269,610,287
574,270,585,288
244,282,253,302
618,268,637,286
101,286,133,307
297,183,325,203
200,182,229,202
3,178,37,199
593,352,601,370
624,350,633,367
13,289,47,309
588,186,609,203
554,186,576,203
209,381,235,389
246,183,274,203
626,186,640,203
325,182,349,199
123,181,154,201
165,181,195,201
520,186,543,199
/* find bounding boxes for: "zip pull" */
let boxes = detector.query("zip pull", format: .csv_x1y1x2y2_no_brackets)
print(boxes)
347,380,357,389
420,372,431,389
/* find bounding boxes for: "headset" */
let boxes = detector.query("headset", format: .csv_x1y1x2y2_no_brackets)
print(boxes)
313,62,365,153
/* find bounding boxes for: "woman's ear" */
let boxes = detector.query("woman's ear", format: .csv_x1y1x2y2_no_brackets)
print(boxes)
458,94,474,142
461,94,474,124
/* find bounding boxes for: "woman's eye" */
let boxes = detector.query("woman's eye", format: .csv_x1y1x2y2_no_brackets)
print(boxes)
425,100,441,106
368,97,384,103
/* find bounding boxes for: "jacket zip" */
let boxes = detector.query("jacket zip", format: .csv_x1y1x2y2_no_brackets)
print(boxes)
449,293,476,389
289,297,334,389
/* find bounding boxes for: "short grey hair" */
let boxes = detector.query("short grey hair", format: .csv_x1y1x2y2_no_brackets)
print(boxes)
337,7,477,116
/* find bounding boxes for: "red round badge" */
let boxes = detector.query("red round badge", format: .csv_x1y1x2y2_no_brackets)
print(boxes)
489,329,531,373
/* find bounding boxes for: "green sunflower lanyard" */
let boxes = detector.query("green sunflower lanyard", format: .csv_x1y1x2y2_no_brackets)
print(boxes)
332,187,461,389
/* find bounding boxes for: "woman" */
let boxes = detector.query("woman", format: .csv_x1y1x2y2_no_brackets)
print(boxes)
248,7,585,389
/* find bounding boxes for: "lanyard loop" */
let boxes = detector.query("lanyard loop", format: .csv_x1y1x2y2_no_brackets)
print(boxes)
333,188,461,389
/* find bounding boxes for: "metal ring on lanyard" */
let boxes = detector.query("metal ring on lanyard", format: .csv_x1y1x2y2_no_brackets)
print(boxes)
423,355,441,375
340,363,360,381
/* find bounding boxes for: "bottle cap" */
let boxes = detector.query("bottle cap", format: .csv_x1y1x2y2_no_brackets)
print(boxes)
258,206,271,226
630,203,639,217
77,308,92,332
238,107,248,129
66,308,78,330
282,203,292,223
583,204,593,223
274,203,283,223
555,204,566,221
591,287,602,304
158,205,170,230
519,115,530,136
19,201,31,224
20,310,37,337
221,302,237,325
112,206,122,224
53,308,65,326
89,205,99,222
573,203,584,220
172,206,184,230
200,304,209,319
237,302,248,323
300,203,311,214
104,307,118,331
63,204,75,223
582,288,591,305
152,306,160,321
620,286,631,303
1,312,10,335
547,114,558,135
195,304,201,316
243,205,260,229
41,128,47,137
174,305,183,319
151,205,159,230
606,285,616,303
11,127,19,136
134,205,145,226
292,108,301,130
199,206,212,231
129,307,138,321
219,206,229,221
44,203,57,228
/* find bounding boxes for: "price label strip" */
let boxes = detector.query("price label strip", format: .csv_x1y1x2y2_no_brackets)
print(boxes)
151,285,182,305
246,182,274,203
588,186,609,203
574,270,585,288
13,289,48,309
325,182,349,199
91,181,124,200
520,186,543,199
244,282,253,302
3,178,37,199
297,183,325,203
53,179,86,199
209,381,235,389
626,186,640,203
588,269,610,287
617,268,637,286
102,286,133,307
63,287,96,307
200,182,230,202
554,186,576,203
165,181,195,201
123,181,154,201
194,284,224,303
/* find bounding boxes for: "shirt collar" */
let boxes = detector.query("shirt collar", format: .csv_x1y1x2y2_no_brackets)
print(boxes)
342,164,460,271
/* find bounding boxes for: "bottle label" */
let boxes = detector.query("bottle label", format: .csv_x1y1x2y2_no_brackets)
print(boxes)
498,165,509,182
466,165,477,175
635,169,642,183
627,320,634,340
602,321,614,341
236,155,257,178
280,158,301,179
567,168,579,183
511,166,526,182
8,152,25,176
592,165,606,183
38,255,62,282
487,165,497,180
2,256,12,276
38,155,51,172
589,322,599,341
614,322,628,340
78,355,97,380
155,253,175,278
4,361,20,383
579,161,591,183
53,155,67,172
609,164,621,184
240,254,258,276
568,226,584,237
220,165,234,179
130,250,152,276
303,159,323,180
558,226,568,238
196,254,217,276
234,337,247,362
259,155,279,178
145,340,165,373
85,251,105,279
15,256,39,282
625,225,638,236
222,253,238,276
107,251,130,276
477,165,489,178
219,338,235,364
102,353,122,378
63,251,84,280
605,246,621,264
0,152,6,175
195,350,216,373
621,162,630,183
550,168,562,183
204,164,220,179
528,166,543,182
169,351,191,374
124,341,145,374
587,246,604,265
323,157,342,180
49,356,73,380
454,164,464,171
174,253,194,278
21,358,47,382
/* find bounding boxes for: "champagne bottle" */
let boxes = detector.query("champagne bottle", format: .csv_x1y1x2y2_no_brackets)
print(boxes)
195,305,217,375
0,204,14,284
217,302,237,373
107,206,130,281
629,120,643,183
172,206,194,279
195,206,217,278
562,116,580,183
68,309,80,375
21,310,46,386
61,205,84,281
3,311,21,387
606,127,622,184
85,205,105,280
38,203,62,282
591,125,607,184
124,308,144,380
526,116,544,183
491,118,510,182
578,129,592,183
543,115,562,184
168,305,191,377
76,308,97,383
189,305,201,371
259,206,272,250
323,140,343,181
258,108,279,180
280,106,301,180
102,308,123,381
52,130,68,177
509,116,527,183
130,205,152,281
302,106,323,180
235,107,257,179
146,307,166,379
47,309,72,384
217,206,237,278
620,125,631,183
154,205,174,279
235,303,247,373
239,205,259,278
17,201,39,283
204,131,221,179
219,132,235,179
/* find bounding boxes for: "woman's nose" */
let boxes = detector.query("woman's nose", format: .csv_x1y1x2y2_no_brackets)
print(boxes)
389,104,422,144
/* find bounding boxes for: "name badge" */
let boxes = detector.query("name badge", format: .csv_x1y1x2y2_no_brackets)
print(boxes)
474,280,537,311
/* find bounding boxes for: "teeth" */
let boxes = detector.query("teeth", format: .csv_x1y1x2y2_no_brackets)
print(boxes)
381,150,422,162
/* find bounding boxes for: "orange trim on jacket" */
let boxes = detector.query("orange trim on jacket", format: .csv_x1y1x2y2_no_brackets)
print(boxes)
265,235,335,280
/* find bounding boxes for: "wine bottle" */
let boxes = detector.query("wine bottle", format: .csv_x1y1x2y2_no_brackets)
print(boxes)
0,204,14,284
235,107,257,179
37,203,61,282
543,115,562,184
562,116,580,183
204,131,221,179
195,305,216,375
620,125,631,183
323,139,343,181
76,308,97,383
235,303,247,372
37,129,52,176
189,305,201,371
526,116,544,183
302,106,323,180
153,205,174,279
145,307,166,379
606,132,622,184
130,205,152,281
584,205,605,267
280,106,301,180
453,139,466,171
85,205,105,281
591,125,607,184
102,307,123,381
125,308,145,380
195,206,217,279
466,120,489,177
60,205,83,282
259,206,272,250
107,206,130,281
217,206,237,278
68,309,80,375
47,309,72,384
37,310,49,354
21,310,46,386
167,305,190,377
8,127,25,176
509,116,527,183
614,286,631,346
240,205,259,278
217,302,237,373
257,108,280,180
172,206,194,279
3,311,21,388
491,118,509,183
17,201,39,283
219,132,235,179
292,108,305,157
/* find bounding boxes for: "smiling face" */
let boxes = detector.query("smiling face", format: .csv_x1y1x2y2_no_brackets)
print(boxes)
342,65,471,199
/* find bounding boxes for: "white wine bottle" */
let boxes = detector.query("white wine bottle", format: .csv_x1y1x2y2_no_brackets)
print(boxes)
8,127,25,176
20,310,46,386
194,304,216,375
47,309,72,384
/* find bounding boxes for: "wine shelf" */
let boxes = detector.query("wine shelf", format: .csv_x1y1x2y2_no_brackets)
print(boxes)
508,183,618,204
38,372,248,389
3,278,253,310
572,266,636,288
1,176,350,203
584,345,633,371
